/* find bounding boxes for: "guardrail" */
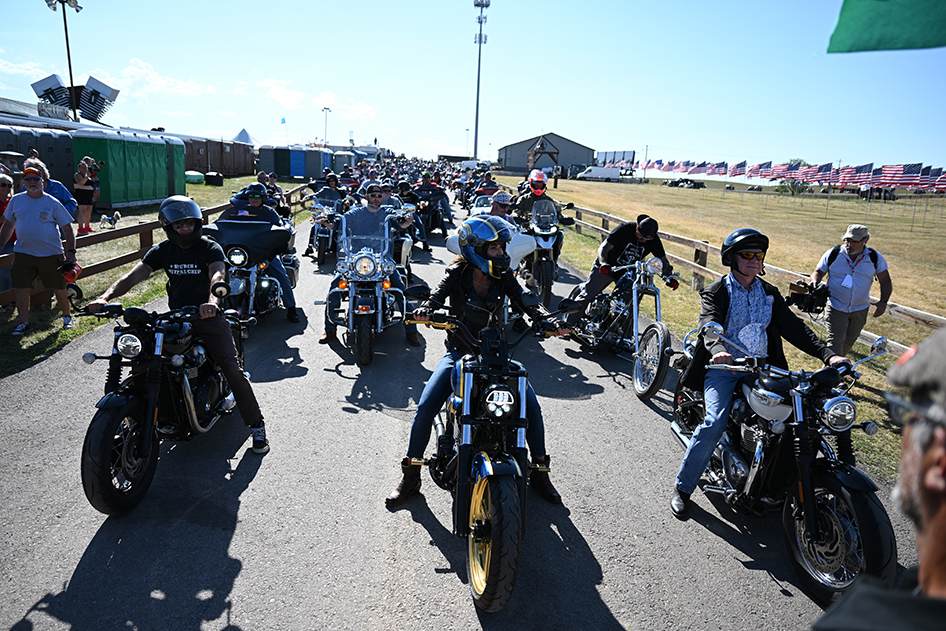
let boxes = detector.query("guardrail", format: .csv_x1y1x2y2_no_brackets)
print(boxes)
0,182,311,310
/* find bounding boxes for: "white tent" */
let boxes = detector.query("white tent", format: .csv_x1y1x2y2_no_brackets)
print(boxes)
232,128,258,146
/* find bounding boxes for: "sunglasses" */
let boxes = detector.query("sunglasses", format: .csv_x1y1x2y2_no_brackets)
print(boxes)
23,176,42,182
737,251,766,261
494,202,509,209
0,183,11,188
248,194,264,199
367,193,383,198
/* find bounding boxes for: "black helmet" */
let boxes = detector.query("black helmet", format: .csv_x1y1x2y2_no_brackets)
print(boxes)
637,214,659,238
159,195,203,247
397,180,411,190
246,182,268,197
326,172,339,184
720,228,769,267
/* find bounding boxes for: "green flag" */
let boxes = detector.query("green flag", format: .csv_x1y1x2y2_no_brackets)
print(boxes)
828,0,946,53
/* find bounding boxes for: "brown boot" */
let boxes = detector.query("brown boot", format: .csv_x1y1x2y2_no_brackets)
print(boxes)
530,455,562,504
386,457,422,507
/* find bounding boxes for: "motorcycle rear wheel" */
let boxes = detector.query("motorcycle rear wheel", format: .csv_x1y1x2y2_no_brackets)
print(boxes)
534,258,554,307
633,322,671,399
81,404,159,515
468,474,522,612
355,314,374,366
782,476,897,606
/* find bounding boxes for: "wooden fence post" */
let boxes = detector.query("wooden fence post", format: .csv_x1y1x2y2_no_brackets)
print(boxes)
692,242,708,291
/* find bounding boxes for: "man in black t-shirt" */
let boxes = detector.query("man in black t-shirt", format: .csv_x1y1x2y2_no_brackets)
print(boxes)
565,214,672,326
88,196,269,454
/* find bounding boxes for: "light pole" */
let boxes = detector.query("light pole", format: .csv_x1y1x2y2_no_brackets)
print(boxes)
46,0,83,122
465,128,470,158
473,0,490,160
322,107,331,145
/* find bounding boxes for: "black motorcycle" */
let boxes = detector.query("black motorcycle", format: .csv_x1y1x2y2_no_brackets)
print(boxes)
568,256,680,399
203,219,299,325
78,293,250,515
671,323,897,605
412,186,450,238
406,297,579,612
304,196,346,266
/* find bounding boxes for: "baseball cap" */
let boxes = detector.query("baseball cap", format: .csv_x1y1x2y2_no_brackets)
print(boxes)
637,215,659,238
887,328,946,426
23,167,42,178
269,172,278,178
842,224,870,241
491,191,511,205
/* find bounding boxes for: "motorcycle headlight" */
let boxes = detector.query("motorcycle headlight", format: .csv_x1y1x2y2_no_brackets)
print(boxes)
820,396,857,432
354,255,377,278
116,333,143,358
483,385,517,419
382,261,396,275
228,248,248,267
645,257,663,275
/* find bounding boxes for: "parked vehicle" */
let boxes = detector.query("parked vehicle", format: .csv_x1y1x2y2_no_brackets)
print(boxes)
567,256,680,399
671,324,898,605
78,297,250,514
406,297,579,611
576,166,621,182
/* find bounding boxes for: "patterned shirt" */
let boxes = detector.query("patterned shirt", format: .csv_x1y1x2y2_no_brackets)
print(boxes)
723,273,773,359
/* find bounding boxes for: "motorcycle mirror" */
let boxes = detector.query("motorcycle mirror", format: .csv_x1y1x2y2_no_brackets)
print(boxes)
701,322,724,342
870,337,888,355
211,281,231,298
565,202,575,209
520,293,540,309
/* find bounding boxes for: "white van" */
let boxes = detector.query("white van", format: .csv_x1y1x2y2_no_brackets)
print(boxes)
576,166,621,182
458,160,489,171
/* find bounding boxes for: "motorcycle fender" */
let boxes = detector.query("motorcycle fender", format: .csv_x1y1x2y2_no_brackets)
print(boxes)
94,390,136,410
355,296,376,314
534,236,557,250
471,452,523,483
814,461,879,493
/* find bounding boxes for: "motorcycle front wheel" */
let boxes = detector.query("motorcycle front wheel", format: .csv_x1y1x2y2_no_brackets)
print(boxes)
534,258,554,307
80,404,159,515
468,474,522,613
316,235,328,266
782,476,897,606
355,314,374,366
633,322,671,399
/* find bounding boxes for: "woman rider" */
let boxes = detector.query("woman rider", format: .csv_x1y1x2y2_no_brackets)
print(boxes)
385,215,568,507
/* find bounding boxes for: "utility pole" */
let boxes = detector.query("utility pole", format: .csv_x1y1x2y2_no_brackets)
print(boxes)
473,0,490,160
322,107,331,145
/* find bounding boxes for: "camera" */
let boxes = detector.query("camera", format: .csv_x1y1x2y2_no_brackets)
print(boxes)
786,281,830,314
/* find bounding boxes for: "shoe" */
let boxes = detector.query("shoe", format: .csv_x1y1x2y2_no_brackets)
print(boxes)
422,242,432,252
386,457,421,507
670,488,691,519
12,322,29,336
250,422,270,454
406,331,422,347
62,316,74,330
286,307,300,322
303,246,314,256
319,330,336,344
530,456,562,503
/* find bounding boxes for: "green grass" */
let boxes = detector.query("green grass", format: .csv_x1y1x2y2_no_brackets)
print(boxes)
510,176,946,479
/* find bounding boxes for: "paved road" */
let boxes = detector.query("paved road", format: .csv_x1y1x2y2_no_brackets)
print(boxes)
1,209,917,630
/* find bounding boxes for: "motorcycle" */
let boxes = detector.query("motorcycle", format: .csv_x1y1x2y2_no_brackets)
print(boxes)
516,200,574,307
567,256,680,399
406,296,579,612
203,218,299,327
316,212,426,365
77,290,251,515
671,323,898,605
412,186,450,238
304,196,346,266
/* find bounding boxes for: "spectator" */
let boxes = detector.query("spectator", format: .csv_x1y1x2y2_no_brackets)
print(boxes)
21,158,77,219
0,172,14,297
74,160,95,234
812,328,946,629
0,165,78,335
267,172,286,205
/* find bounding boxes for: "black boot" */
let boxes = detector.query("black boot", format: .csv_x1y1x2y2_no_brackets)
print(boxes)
530,455,562,503
670,487,690,519
386,457,421,507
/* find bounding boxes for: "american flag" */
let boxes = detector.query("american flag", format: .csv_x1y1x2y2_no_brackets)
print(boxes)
708,161,726,176
799,165,818,182
661,161,675,172
633,161,640,170
689,161,708,175
784,162,802,180
871,168,883,187
816,163,833,182
934,169,946,190
838,165,856,184
729,161,746,177
889,162,923,186
851,163,873,185
928,167,942,190
919,166,931,189
749,161,772,178
769,164,788,180
652,160,663,171
674,160,690,173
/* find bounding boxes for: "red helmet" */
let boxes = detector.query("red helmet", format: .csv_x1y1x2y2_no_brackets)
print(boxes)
529,170,548,196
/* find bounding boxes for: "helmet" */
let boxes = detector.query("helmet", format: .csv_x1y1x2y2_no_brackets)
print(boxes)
457,215,513,278
159,195,203,247
397,180,411,190
325,172,339,184
246,182,268,197
529,170,548,196
720,228,769,267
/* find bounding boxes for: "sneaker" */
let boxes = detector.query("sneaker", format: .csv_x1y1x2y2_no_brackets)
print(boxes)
62,316,74,330
250,422,270,454
12,322,29,336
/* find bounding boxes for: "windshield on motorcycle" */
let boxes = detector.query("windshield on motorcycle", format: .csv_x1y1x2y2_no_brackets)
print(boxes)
531,200,558,231
338,207,399,261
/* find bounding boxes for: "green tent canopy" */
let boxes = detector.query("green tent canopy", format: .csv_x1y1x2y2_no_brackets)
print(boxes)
828,0,946,53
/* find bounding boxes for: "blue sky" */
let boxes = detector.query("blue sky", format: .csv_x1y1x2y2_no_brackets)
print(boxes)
2,0,944,170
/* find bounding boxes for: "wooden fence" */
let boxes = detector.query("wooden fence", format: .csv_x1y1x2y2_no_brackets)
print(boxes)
0,183,311,310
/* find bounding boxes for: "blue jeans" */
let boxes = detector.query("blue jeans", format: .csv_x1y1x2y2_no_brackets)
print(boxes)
323,269,417,334
268,256,295,308
439,196,454,222
411,215,427,243
406,349,546,459
675,368,744,494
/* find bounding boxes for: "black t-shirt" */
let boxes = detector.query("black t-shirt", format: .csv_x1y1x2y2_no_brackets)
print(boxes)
142,237,225,309
604,221,666,266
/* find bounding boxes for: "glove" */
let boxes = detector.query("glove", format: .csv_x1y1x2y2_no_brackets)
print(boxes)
662,262,674,276
599,264,612,276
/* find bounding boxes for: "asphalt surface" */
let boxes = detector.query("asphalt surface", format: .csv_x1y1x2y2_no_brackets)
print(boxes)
0,205,918,631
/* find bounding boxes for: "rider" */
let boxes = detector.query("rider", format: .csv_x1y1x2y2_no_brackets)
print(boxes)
318,183,421,347
396,180,430,252
385,215,568,507
87,196,270,454
474,191,517,224
414,171,454,224
565,214,672,327
670,228,848,519
223,183,299,322
304,173,345,257
510,170,574,269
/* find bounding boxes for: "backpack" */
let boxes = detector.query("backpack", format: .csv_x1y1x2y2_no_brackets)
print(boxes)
826,244,879,274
